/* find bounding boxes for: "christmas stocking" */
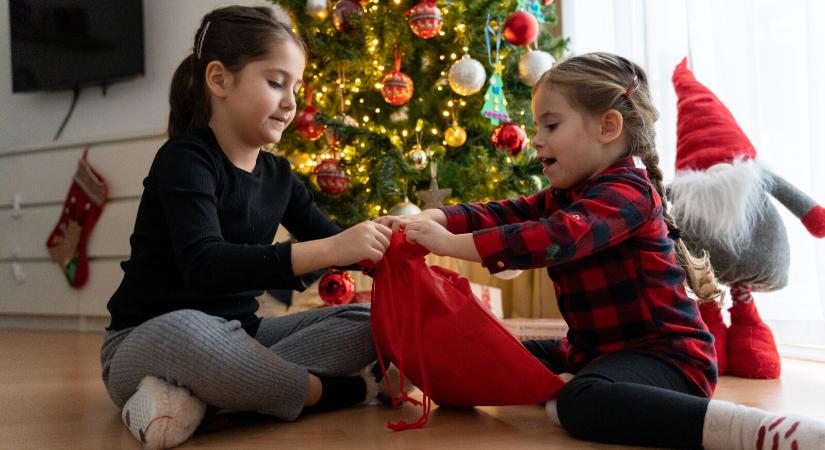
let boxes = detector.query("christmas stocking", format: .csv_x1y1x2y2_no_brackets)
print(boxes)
699,301,729,376
46,148,107,288
727,283,781,379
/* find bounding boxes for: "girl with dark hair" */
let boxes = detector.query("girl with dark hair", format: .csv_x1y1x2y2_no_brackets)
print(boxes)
101,6,393,449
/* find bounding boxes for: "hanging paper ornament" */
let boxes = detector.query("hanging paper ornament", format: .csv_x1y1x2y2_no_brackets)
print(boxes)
389,198,423,216
306,0,329,20
406,1,443,39
416,160,452,209
332,0,363,32
381,44,414,106
445,122,467,147
318,269,356,305
408,145,429,170
503,11,539,47
518,49,555,87
482,67,510,125
516,0,547,22
448,54,486,96
315,158,350,195
482,15,510,125
491,123,528,156
295,85,326,140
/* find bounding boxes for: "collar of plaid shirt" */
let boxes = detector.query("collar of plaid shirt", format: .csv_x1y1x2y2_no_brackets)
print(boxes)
549,155,643,201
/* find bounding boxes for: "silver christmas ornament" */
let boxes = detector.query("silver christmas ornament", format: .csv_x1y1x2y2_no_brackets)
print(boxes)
305,0,329,20
448,54,486,96
518,50,555,87
389,198,422,216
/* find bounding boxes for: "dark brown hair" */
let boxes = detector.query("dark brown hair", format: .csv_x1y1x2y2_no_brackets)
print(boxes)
167,5,306,138
534,52,722,302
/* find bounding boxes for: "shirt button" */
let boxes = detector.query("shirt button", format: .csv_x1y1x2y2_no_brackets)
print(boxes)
496,261,505,269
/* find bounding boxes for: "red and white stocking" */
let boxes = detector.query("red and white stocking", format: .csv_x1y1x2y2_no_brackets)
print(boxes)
46,148,107,288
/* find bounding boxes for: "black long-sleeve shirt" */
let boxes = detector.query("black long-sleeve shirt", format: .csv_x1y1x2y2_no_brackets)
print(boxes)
106,126,340,334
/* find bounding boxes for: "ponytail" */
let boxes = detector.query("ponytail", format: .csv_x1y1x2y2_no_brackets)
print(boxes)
168,54,209,138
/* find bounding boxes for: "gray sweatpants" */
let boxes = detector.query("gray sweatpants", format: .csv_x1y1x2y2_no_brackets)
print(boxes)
100,304,375,421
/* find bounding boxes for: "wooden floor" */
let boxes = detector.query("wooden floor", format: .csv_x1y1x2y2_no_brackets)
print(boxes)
2,330,825,450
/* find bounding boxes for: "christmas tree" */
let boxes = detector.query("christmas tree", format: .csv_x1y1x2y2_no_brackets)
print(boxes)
274,0,569,227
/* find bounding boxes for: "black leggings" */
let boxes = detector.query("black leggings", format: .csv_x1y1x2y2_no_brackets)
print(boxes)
524,340,711,449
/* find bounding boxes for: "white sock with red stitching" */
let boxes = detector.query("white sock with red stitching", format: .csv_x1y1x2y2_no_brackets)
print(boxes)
702,400,825,450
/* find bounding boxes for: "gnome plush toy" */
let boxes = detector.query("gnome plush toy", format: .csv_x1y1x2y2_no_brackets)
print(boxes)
669,58,825,379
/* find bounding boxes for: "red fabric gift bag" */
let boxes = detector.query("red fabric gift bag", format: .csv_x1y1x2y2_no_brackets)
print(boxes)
368,232,565,430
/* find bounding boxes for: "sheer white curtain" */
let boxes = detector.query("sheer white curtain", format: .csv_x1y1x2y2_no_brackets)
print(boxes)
563,0,825,358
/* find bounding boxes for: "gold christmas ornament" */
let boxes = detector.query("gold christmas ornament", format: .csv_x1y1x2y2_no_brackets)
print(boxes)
445,122,467,147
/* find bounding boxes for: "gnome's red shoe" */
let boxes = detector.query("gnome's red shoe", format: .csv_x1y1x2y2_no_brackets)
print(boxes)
727,299,781,379
699,301,728,376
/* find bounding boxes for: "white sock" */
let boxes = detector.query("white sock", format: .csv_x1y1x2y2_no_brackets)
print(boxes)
702,399,825,450
545,373,574,427
122,376,207,450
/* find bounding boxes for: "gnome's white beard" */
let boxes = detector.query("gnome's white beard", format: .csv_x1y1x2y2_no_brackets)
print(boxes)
669,158,772,252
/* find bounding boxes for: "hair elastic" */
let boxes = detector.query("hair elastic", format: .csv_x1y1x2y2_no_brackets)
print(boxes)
625,74,638,98
196,21,211,59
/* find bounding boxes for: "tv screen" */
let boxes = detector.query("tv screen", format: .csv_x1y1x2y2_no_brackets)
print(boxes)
9,0,144,93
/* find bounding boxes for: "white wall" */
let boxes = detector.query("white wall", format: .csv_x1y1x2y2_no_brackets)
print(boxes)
0,0,272,151
0,0,278,329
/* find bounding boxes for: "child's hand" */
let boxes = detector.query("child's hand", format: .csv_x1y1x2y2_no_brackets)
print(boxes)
404,219,453,256
374,214,418,232
330,220,393,265
374,209,448,231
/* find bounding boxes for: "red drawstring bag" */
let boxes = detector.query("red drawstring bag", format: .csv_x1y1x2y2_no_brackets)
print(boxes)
368,232,564,430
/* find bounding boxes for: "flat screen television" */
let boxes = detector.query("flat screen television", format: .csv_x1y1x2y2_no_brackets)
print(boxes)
9,0,144,93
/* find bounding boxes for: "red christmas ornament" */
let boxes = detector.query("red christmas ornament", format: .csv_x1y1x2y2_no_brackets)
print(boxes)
543,0,554,5
407,1,443,39
381,44,414,106
295,105,325,140
491,123,528,156
319,269,356,305
295,85,326,141
315,158,350,195
503,11,539,47
332,0,363,32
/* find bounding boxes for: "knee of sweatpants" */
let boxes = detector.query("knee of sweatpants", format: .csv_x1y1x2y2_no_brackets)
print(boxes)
148,309,240,339
556,375,610,439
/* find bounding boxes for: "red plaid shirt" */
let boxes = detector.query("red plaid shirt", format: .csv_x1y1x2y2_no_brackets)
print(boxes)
442,156,717,397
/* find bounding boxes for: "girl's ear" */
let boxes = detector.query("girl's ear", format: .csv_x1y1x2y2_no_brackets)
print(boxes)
598,109,624,144
205,61,232,98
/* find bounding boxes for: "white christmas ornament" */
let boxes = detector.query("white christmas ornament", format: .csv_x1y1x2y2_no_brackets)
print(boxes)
518,50,555,87
448,54,486,96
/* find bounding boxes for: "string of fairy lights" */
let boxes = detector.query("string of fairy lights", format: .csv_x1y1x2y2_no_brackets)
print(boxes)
272,0,566,225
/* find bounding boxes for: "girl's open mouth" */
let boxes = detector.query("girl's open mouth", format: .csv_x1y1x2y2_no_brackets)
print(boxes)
539,157,557,167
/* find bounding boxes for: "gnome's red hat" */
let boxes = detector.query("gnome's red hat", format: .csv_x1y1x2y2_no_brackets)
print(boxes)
672,58,757,171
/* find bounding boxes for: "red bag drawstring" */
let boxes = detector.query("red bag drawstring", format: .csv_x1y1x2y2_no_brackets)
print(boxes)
371,257,432,430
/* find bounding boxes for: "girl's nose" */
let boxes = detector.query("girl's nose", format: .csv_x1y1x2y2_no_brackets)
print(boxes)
281,91,296,110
